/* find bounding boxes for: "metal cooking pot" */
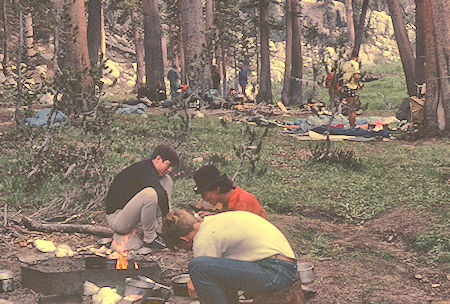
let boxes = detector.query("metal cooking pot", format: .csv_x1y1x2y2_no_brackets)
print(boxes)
0,270,14,292
142,297,165,304
297,262,315,284
170,274,190,297
124,278,154,298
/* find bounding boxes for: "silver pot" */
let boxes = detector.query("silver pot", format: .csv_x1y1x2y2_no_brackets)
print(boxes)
297,262,314,284
0,270,14,292
124,278,154,298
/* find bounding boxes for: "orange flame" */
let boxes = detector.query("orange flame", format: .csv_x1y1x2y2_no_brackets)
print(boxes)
116,251,128,269
111,231,139,270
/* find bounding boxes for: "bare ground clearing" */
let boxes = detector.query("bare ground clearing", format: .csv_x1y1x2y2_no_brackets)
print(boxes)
0,209,448,303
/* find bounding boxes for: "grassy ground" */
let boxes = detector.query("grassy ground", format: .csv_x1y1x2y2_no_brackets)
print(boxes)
1,111,448,265
0,62,449,302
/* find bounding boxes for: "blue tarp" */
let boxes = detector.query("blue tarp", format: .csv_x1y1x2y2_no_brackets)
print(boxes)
311,125,392,138
115,103,148,114
23,108,67,127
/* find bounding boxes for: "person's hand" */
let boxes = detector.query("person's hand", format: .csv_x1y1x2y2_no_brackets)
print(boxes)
187,279,198,298
197,211,218,217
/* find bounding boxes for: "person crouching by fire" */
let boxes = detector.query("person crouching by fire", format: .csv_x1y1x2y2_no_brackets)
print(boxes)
161,209,298,304
104,144,179,251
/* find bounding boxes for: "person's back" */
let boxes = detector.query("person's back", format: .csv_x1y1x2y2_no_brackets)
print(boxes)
167,66,180,99
342,59,360,90
167,68,179,83
226,186,267,219
194,211,294,260
239,68,248,84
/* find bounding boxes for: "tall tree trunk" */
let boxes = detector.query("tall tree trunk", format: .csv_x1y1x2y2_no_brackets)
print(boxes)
414,0,425,86
221,45,227,97
287,0,302,106
131,9,144,92
386,0,416,96
257,0,272,102
52,0,62,76
161,30,168,71
281,0,292,104
345,0,355,47
352,0,369,57
168,24,179,67
430,0,449,130
142,0,165,92
177,10,186,83
24,12,35,58
423,0,449,131
2,0,9,76
100,5,105,56
180,0,209,91
60,0,91,111
87,0,102,64
205,0,214,87
255,6,260,85
14,4,23,125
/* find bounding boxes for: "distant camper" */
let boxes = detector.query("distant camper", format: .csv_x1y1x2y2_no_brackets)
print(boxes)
238,66,248,94
167,65,180,99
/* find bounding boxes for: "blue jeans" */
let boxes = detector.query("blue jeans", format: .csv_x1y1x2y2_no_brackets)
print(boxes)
189,256,298,304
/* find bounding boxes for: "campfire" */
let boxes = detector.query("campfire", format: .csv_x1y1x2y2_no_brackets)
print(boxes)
111,232,139,270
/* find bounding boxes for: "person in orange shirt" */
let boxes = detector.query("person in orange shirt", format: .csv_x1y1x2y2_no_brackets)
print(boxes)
192,165,267,219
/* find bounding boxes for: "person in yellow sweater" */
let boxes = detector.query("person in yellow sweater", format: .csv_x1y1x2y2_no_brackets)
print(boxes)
162,210,298,304
341,51,363,128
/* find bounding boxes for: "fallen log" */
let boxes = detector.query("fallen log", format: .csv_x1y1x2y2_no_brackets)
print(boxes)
22,216,113,237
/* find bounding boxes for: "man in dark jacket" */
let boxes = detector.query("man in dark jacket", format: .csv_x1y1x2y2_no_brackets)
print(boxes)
105,144,179,250
167,65,180,99
238,66,248,94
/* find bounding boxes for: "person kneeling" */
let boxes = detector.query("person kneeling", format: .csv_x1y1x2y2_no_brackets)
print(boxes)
162,209,298,304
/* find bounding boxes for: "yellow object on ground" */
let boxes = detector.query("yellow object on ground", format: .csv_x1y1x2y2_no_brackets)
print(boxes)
92,287,122,304
55,244,75,257
308,131,357,141
83,281,101,296
34,239,56,253
277,101,288,113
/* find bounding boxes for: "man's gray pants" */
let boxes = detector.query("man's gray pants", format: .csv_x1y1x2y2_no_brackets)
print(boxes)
106,175,172,249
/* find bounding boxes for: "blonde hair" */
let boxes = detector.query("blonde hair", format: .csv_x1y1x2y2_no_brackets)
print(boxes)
161,209,196,250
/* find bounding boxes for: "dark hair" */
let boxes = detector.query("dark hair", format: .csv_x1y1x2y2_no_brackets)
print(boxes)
351,50,359,59
172,65,177,69
193,165,233,194
151,144,180,167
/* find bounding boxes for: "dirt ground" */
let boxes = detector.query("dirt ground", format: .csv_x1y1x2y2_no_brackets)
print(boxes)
0,209,448,304
0,106,449,303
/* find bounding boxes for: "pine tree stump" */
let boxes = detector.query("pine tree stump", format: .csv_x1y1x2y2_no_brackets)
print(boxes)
252,280,306,304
